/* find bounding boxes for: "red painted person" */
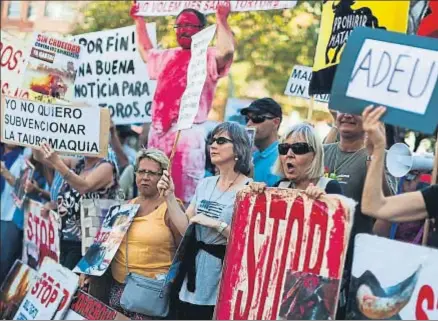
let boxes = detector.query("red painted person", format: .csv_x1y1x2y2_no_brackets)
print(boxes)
130,1,234,204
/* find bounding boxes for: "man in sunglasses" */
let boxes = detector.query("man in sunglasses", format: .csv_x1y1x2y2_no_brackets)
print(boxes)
240,98,282,186
130,1,234,204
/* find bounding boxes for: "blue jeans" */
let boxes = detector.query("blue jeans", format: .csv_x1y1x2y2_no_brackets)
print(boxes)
0,220,23,284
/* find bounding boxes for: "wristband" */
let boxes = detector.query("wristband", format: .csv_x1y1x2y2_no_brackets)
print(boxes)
217,221,228,234
366,155,373,162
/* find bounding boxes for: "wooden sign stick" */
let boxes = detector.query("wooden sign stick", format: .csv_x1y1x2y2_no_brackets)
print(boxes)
422,132,438,246
168,130,181,176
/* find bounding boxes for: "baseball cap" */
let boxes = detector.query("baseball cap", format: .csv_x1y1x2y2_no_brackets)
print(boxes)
240,98,282,119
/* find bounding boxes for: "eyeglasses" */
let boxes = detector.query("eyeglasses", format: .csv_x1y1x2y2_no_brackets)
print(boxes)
136,169,163,177
278,143,314,155
173,24,203,29
208,137,233,145
245,114,276,124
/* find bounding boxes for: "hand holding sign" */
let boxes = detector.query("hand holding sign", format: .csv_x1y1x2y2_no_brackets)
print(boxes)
40,142,62,169
157,170,175,199
362,106,387,152
217,0,231,22
130,0,141,19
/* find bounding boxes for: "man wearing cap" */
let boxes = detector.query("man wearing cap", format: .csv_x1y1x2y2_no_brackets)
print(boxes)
240,98,282,186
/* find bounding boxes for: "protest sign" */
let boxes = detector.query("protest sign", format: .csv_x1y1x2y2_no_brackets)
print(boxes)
1,96,110,157
13,257,79,320
12,159,35,209
73,204,140,276
224,97,253,125
0,33,28,99
71,24,158,125
137,0,297,16
347,234,438,320
22,200,61,269
216,188,354,320
177,25,217,130
80,199,121,256
309,0,409,94
284,65,330,103
21,33,81,103
329,27,438,135
66,290,129,320
0,260,38,320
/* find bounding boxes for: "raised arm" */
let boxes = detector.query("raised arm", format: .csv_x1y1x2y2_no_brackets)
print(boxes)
131,2,154,64
215,1,234,70
361,106,429,222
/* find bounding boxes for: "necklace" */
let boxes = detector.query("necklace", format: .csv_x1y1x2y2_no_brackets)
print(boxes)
332,145,365,177
208,174,241,203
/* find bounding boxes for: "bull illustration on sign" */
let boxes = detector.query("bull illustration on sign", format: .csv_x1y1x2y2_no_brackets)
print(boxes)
325,0,386,64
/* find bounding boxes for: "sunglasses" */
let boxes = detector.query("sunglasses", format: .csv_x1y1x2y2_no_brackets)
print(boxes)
245,114,276,124
208,137,233,145
278,143,314,155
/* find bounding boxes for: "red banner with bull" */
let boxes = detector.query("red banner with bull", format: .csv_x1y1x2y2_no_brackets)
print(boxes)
215,188,354,320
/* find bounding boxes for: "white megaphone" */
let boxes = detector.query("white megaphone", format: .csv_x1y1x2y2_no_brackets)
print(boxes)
386,143,435,178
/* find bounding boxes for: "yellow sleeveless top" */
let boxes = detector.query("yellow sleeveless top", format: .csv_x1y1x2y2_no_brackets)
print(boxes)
111,198,176,283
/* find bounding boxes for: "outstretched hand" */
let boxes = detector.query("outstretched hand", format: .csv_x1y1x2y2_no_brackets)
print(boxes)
362,105,387,154
216,0,231,22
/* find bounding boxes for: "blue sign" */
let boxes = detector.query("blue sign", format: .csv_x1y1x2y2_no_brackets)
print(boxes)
330,27,438,134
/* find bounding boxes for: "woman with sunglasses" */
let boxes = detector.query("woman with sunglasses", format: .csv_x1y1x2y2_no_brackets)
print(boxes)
250,123,343,197
157,122,252,320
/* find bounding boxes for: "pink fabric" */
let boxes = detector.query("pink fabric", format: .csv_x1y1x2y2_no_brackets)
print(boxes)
147,46,231,203
147,47,230,133
148,124,206,204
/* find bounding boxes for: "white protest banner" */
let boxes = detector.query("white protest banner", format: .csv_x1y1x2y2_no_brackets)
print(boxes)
347,234,438,320
137,0,297,16
0,33,28,99
1,96,110,157
73,204,140,276
284,65,330,103
22,200,61,270
71,24,157,125
14,257,79,320
21,32,81,104
177,25,217,130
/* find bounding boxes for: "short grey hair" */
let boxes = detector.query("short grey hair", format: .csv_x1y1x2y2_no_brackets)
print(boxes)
273,122,324,180
210,122,251,175
134,148,169,172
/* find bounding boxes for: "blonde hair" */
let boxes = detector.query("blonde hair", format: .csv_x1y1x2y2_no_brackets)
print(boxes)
272,123,324,180
135,148,169,172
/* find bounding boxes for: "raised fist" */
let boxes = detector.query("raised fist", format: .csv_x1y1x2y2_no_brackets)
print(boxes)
217,0,231,22
130,1,140,19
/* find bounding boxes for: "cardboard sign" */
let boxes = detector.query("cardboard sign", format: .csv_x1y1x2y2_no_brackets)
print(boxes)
216,188,354,320
347,234,438,320
329,27,438,135
80,199,121,256
67,290,129,320
71,24,158,125
13,257,79,320
21,33,81,103
137,0,297,16
0,96,110,157
73,204,140,276
22,200,61,269
0,260,38,320
309,0,409,94
177,25,217,130
0,33,28,99
12,159,35,209
284,65,330,103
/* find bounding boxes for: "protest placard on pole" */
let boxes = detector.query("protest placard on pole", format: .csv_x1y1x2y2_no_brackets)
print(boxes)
73,204,140,276
22,200,61,269
329,27,438,135
13,257,79,320
12,159,35,209
347,234,438,320
21,32,81,104
0,33,28,99
137,0,297,16
0,96,110,157
309,1,409,94
284,65,330,103
216,188,355,320
71,24,158,125
0,260,38,320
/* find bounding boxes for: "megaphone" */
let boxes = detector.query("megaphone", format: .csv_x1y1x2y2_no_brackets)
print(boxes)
386,143,434,178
